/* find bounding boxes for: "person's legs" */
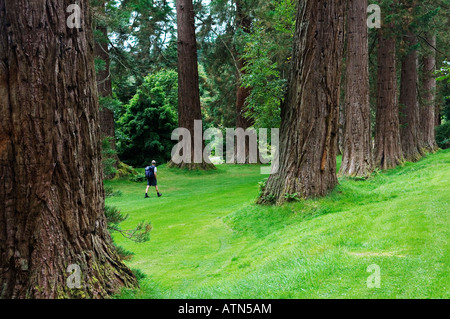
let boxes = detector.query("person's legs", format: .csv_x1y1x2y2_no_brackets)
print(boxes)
154,180,162,197
145,180,150,198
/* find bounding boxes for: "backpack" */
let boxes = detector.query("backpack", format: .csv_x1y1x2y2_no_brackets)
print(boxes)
145,166,155,179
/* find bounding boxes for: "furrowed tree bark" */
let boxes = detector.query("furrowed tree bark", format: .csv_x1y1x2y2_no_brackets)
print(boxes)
0,0,137,298
374,33,404,170
399,33,423,162
339,0,373,177
170,0,215,170
258,0,346,205
419,33,438,153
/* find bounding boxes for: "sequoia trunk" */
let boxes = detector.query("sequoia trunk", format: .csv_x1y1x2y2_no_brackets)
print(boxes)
258,0,345,204
339,0,373,177
171,0,214,169
374,33,404,170
399,33,423,162
0,0,137,298
419,34,438,153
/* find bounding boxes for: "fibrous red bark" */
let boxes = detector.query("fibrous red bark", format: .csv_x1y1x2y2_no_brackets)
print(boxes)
170,0,215,169
0,0,137,298
374,32,404,170
419,33,438,153
258,0,346,204
399,33,423,162
339,0,373,177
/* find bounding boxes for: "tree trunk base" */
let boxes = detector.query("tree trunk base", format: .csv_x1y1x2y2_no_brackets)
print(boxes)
376,155,405,171
338,158,374,178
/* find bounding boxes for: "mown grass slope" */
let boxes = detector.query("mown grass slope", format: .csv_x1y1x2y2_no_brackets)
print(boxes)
106,150,449,299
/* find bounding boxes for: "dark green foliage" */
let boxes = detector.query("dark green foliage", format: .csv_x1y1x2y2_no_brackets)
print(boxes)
436,122,450,149
129,173,146,183
444,98,450,121
437,65,450,121
436,64,450,149
117,70,178,167
195,0,239,128
239,0,296,129
91,0,177,104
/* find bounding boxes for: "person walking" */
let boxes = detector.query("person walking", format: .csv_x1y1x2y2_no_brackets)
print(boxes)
145,160,162,198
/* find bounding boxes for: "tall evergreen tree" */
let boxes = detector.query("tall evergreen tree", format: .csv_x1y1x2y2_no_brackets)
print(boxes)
235,0,253,132
339,0,374,177
399,32,423,162
170,0,215,169
420,33,439,153
375,29,404,170
258,0,346,204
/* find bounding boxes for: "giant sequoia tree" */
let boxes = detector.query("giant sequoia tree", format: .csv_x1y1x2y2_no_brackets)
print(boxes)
170,0,214,169
0,0,137,298
375,31,404,170
339,0,373,177
420,33,439,153
235,0,253,134
258,0,346,204
399,33,423,162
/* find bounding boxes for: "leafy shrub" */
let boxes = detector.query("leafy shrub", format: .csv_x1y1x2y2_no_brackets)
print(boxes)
129,174,146,183
116,161,139,178
117,69,178,167
436,122,450,149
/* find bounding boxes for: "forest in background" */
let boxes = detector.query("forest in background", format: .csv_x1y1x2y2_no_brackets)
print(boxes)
93,0,450,171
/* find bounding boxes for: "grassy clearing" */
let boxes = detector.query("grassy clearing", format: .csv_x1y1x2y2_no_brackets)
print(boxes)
106,150,450,299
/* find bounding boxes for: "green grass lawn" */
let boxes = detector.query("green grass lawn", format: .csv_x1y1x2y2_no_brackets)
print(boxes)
106,150,450,299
